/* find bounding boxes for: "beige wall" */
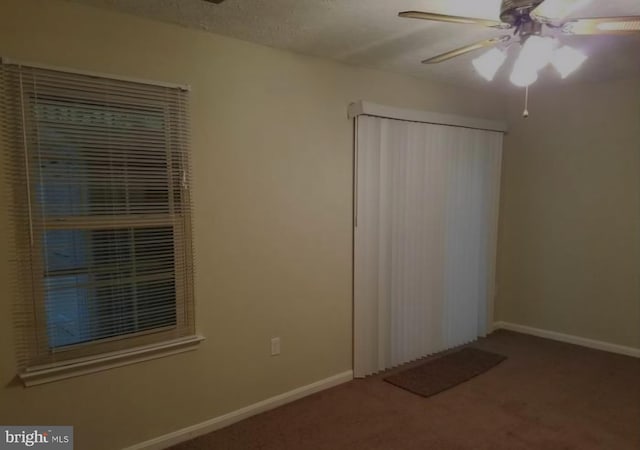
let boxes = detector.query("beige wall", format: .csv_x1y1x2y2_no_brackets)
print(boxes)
497,79,640,349
0,1,506,448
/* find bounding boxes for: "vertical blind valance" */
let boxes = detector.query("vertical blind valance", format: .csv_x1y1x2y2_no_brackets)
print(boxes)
0,61,195,369
348,101,508,133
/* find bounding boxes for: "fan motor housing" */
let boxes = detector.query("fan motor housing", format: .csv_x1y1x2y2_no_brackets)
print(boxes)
500,0,545,24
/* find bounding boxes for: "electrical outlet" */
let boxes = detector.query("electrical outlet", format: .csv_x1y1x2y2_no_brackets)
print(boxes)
271,337,281,356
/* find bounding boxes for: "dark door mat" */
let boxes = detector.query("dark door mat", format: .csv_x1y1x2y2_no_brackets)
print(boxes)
384,347,507,398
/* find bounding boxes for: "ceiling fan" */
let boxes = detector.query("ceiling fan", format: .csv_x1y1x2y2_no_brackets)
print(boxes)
400,0,640,87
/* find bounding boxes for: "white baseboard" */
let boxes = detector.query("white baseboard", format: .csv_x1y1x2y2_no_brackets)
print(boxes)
123,370,353,450
493,321,640,358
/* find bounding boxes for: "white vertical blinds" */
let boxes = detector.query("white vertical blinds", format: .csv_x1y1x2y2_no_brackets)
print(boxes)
354,115,503,378
0,62,195,369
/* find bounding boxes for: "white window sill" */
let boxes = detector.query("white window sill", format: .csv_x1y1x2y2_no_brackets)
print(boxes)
19,335,205,387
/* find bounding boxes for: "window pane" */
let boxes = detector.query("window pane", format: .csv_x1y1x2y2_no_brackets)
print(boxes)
43,226,177,349
33,98,172,217
44,230,88,272
45,275,90,348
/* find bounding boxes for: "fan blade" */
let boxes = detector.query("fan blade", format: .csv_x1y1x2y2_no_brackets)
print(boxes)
562,16,640,35
531,0,592,23
399,11,510,29
422,36,510,64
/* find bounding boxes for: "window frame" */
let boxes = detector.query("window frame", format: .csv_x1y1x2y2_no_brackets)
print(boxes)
2,60,200,383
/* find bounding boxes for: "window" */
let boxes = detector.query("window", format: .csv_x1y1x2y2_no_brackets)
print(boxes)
1,61,196,376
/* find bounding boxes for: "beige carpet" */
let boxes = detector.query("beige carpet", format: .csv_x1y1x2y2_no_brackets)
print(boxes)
171,330,640,450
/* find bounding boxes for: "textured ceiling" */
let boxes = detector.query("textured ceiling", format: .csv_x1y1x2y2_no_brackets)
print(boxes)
70,0,640,91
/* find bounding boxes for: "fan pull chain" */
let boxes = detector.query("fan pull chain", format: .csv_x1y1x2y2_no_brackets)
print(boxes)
523,85,530,119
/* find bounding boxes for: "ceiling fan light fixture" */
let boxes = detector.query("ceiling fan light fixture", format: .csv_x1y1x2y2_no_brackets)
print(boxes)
399,1,640,89
523,36,557,72
509,36,556,87
510,66,538,87
472,48,507,81
552,45,587,78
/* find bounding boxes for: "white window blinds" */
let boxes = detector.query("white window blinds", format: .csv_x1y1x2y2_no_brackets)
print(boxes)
1,62,195,369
